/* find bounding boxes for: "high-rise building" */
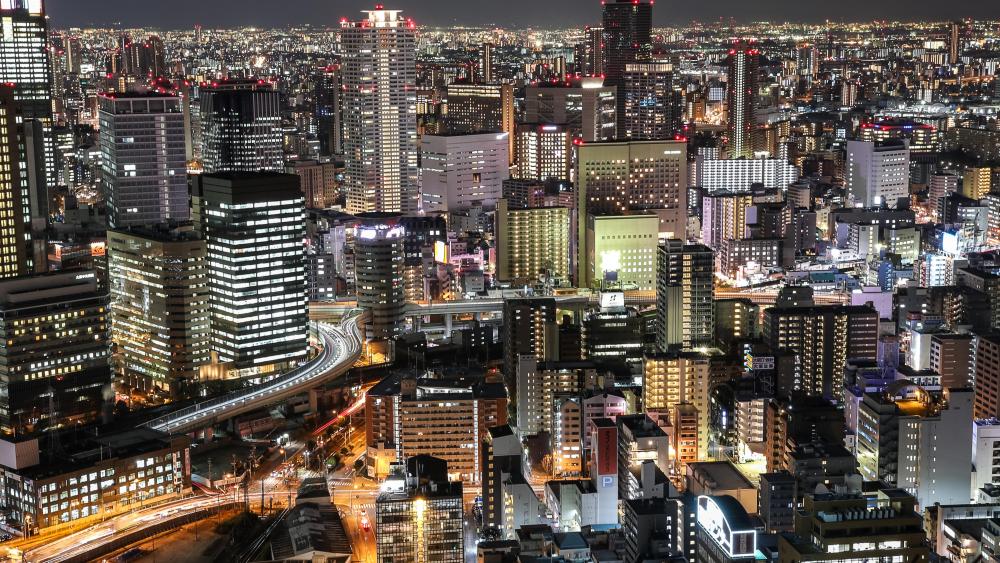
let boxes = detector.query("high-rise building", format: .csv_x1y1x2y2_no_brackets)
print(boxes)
515,123,574,181
763,301,878,400
375,456,464,562
583,214,659,291
366,375,508,481
695,156,799,193
315,65,343,157
972,332,1000,420
621,62,681,140
856,386,973,509
199,80,283,174
0,85,36,278
99,92,188,229
502,298,559,405
949,21,962,65
286,159,338,210
444,82,515,137
495,200,571,284
602,0,652,129
726,42,759,159
108,226,209,396
524,78,617,142
0,271,110,436
340,7,418,214
354,214,406,343
0,0,53,188
845,139,910,209
192,173,308,379
656,240,715,351
480,42,494,82
643,351,714,458
420,132,509,213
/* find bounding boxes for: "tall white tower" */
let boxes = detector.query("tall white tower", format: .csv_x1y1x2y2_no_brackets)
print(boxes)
340,6,419,214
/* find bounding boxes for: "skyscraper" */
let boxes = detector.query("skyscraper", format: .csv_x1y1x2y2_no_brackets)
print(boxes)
199,79,283,174
192,173,308,380
315,65,344,157
726,42,759,159
524,77,617,142
949,21,962,65
0,0,54,188
108,226,209,396
354,214,405,343
480,42,494,82
602,0,652,131
340,6,418,214
0,85,35,278
656,240,715,351
99,92,189,229
621,62,681,140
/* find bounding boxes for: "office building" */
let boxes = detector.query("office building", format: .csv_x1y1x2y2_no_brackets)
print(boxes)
524,77,617,142
99,93,188,229
857,385,973,508
0,429,190,533
846,139,910,208
495,200,571,284
365,375,508,482
420,132,509,213
0,0,53,187
0,86,35,278
617,415,670,501
973,419,1000,495
758,472,796,533
602,0,652,131
656,240,715,351
444,82,515,138
515,123,574,181
726,42,759,159
341,7,418,214
192,173,308,380
621,62,681,140
583,298,644,368
375,456,464,562
286,159,338,210
0,272,110,436
695,157,799,193
621,497,686,563
583,214,659,291
929,172,960,222
354,214,406,343
199,80,283,174
108,226,209,396
778,489,930,562
315,65,343,157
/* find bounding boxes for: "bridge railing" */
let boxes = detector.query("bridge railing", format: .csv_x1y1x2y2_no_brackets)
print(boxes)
142,310,363,432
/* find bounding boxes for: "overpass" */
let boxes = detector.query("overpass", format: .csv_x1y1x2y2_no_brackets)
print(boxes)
143,310,365,435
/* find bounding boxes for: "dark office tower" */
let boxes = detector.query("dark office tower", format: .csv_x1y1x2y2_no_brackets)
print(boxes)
502,298,558,405
0,86,35,278
602,0,651,131
949,21,962,65
199,79,283,174
341,7,418,215
445,82,515,137
726,41,759,159
656,240,714,352
354,214,405,343
119,35,166,78
480,42,494,83
192,173,308,380
602,0,652,87
99,92,188,229
0,271,110,436
315,65,343,157
621,62,681,140
0,0,54,189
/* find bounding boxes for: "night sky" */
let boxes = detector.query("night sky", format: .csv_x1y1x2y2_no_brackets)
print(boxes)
46,0,1000,29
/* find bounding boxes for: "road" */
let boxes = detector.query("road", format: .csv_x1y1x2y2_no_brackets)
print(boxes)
144,311,364,435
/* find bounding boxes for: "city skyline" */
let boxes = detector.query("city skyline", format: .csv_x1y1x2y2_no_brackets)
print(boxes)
48,0,1000,29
